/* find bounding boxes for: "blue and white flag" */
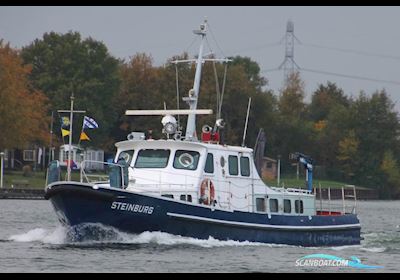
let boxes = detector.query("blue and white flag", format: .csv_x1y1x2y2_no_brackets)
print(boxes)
83,116,99,129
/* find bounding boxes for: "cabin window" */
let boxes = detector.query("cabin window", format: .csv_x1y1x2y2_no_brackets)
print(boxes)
256,198,266,212
284,199,292,213
173,150,200,171
295,200,304,214
269,199,279,213
228,155,239,175
162,194,174,199
204,153,214,174
240,156,250,177
117,150,135,165
135,149,170,168
180,194,193,202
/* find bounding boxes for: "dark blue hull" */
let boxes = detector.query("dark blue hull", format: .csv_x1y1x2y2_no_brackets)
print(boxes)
45,183,361,247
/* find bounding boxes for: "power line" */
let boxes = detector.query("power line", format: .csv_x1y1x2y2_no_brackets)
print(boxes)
299,42,400,61
301,67,400,86
260,67,281,73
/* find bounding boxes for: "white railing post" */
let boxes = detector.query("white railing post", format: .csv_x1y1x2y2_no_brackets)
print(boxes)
328,187,331,215
80,160,84,183
0,152,4,189
342,187,345,214
319,183,322,212
353,185,357,214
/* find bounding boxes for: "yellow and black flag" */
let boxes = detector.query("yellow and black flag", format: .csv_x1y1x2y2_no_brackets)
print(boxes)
60,116,70,137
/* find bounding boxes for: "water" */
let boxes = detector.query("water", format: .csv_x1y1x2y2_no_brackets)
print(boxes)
0,200,399,273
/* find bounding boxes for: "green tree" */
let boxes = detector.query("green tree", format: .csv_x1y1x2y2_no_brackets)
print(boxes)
337,130,359,180
380,150,400,198
21,31,121,150
275,72,313,172
309,82,349,122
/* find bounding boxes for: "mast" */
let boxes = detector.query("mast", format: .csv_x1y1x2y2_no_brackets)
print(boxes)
184,20,207,141
67,93,74,181
58,92,85,182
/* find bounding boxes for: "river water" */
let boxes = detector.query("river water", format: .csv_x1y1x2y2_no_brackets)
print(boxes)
0,199,398,273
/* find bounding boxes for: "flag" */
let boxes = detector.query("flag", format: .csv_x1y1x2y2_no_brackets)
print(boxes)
64,159,78,170
83,116,99,129
61,128,70,137
61,116,70,128
80,131,90,141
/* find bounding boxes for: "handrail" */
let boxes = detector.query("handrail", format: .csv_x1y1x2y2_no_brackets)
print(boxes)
315,184,357,215
80,160,127,187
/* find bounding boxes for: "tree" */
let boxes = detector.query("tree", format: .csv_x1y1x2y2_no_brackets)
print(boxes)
380,150,400,198
309,82,349,122
21,31,121,150
112,53,164,141
275,72,313,172
337,130,359,180
0,40,49,151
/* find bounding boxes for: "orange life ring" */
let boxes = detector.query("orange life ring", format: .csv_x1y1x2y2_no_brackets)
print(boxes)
200,178,215,205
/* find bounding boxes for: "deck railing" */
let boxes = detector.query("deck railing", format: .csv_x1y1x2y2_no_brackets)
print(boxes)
313,184,357,215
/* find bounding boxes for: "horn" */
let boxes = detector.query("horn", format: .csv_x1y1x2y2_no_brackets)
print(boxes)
202,125,212,133
216,118,225,129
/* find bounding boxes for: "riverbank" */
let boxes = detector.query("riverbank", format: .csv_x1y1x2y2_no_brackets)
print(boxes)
0,188,44,199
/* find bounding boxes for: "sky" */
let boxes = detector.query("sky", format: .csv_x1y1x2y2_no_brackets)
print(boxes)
2,6,400,110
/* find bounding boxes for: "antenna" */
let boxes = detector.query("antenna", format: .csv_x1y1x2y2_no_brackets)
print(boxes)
242,97,252,147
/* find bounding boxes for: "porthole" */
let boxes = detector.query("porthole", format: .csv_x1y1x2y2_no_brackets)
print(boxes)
178,153,194,168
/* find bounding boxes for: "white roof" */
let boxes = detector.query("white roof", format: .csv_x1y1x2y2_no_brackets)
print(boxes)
115,139,253,153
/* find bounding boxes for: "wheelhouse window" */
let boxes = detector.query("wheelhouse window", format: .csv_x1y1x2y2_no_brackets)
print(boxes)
228,155,239,175
135,149,170,168
117,150,135,165
284,199,292,214
173,150,200,171
256,197,266,213
240,156,250,177
295,200,304,214
269,199,279,213
204,153,214,174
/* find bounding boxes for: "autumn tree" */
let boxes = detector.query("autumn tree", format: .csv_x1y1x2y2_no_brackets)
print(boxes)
0,40,49,151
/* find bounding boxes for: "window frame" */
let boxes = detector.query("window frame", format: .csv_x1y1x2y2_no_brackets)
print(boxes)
255,197,267,213
23,150,35,162
283,199,292,214
295,200,304,214
269,198,279,213
228,155,239,176
173,150,201,171
204,153,214,174
134,149,171,169
240,156,251,177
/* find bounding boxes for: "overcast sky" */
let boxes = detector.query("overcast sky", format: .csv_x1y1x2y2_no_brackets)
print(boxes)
2,6,400,110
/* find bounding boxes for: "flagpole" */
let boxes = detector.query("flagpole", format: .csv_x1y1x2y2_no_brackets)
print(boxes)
78,116,84,147
67,92,74,181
